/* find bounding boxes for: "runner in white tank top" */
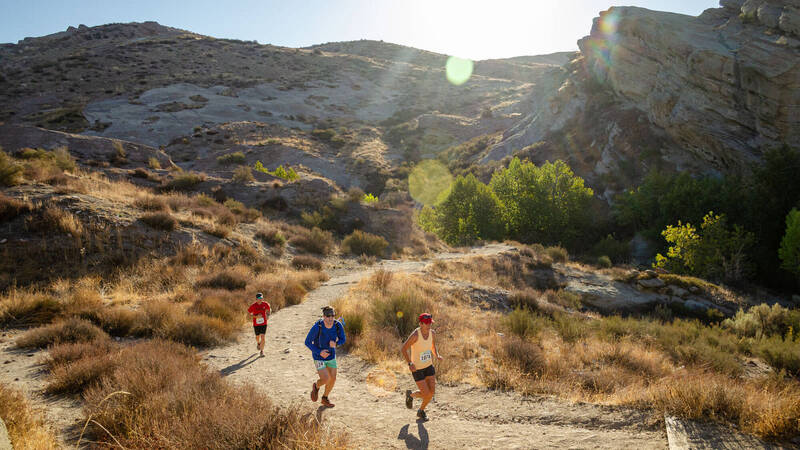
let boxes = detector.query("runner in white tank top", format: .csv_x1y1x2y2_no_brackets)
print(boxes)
400,312,443,420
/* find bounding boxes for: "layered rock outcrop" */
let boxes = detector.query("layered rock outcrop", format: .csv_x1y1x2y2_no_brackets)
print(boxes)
489,1,799,186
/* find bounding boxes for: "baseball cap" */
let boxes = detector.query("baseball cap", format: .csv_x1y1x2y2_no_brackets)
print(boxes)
418,313,433,324
256,292,263,300
322,306,335,317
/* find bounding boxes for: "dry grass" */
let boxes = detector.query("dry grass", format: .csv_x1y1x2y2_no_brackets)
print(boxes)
16,317,109,349
0,384,58,449
0,192,32,221
341,230,388,256
292,254,323,270
255,222,287,247
26,204,84,238
289,227,335,255
45,340,348,448
139,211,178,231
337,263,800,441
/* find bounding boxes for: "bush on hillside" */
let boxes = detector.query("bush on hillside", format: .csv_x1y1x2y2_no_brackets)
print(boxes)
0,151,23,186
342,230,388,257
232,165,255,183
289,227,334,255
217,151,246,165
140,212,178,231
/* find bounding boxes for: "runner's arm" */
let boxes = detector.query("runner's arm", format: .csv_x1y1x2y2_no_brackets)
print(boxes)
304,324,321,359
336,321,346,346
432,331,443,360
400,331,418,365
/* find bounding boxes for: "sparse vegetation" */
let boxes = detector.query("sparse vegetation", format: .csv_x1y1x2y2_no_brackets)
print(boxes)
217,151,246,165
254,161,299,181
139,211,178,231
342,230,388,257
289,227,335,255
232,164,255,183
292,254,323,270
0,192,32,221
0,150,24,186
163,171,206,191
0,384,58,449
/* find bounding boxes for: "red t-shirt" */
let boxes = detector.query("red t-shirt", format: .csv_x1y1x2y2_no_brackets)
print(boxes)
248,301,271,326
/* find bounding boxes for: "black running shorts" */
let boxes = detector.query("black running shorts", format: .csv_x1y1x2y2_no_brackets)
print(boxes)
412,364,435,382
253,324,267,335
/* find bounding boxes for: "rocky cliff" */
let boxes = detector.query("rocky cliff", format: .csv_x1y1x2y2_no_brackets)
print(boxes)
487,1,800,196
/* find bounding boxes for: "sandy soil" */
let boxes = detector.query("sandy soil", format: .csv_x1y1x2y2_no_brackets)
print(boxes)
204,245,668,449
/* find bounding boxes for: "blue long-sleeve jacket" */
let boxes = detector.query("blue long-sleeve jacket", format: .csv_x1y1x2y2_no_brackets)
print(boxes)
304,319,345,361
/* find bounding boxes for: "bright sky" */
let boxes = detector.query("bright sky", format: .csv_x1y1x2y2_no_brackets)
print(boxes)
0,0,719,60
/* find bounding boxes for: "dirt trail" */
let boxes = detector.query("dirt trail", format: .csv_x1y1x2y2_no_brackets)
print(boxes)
205,244,667,449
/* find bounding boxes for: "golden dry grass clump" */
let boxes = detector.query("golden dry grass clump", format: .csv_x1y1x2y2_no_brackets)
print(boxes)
44,339,348,448
0,384,59,450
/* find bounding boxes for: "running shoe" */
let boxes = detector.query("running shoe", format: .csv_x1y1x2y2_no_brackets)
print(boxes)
416,409,427,420
405,389,413,409
310,382,319,402
321,396,335,408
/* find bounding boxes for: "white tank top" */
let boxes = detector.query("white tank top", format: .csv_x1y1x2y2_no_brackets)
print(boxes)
410,327,433,369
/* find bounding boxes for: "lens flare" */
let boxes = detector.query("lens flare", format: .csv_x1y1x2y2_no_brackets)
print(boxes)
445,56,473,86
365,368,398,398
408,160,453,206
586,9,621,82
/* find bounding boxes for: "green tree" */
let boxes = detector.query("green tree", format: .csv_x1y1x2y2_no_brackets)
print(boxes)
778,208,800,279
490,157,593,246
655,212,755,283
422,174,504,246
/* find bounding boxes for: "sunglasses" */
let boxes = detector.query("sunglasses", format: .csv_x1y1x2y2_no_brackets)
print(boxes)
420,315,432,321
323,313,335,317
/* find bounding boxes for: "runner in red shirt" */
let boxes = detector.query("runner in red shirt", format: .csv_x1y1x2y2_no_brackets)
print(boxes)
248,292,271,357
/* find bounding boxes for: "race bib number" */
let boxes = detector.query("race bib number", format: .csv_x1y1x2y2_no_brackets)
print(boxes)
255,317,265,325
419,350,432,363
315,360,325,370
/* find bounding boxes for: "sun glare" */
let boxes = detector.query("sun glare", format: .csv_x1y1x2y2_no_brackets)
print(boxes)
445,55,474,85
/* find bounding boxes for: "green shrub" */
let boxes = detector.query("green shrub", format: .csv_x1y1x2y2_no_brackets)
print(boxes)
217,151,246,165
654,212,755,283
500,335,545,375
597,255,612,268
342,230,388,257
0,151,24,186
362,193,380,205
253,161,299,181
139,212,178,231
342,311,364,338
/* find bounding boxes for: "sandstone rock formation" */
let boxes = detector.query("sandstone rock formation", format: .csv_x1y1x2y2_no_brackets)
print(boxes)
488,1,800,195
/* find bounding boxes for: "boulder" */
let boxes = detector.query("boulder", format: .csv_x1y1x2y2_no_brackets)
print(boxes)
638,277,666,289
666,285,690,298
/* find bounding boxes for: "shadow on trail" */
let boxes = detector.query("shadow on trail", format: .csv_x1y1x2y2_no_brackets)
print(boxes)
398,422,429,449
220,353,260,376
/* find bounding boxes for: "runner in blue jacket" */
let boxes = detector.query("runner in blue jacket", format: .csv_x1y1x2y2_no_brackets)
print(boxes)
305,305,346,407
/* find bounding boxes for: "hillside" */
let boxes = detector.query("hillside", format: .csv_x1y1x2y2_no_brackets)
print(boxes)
1,2,800,448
